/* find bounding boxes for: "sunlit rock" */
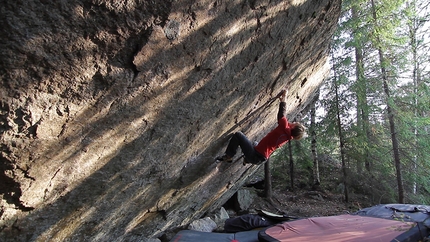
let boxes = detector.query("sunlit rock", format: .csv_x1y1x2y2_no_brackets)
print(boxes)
0,0,340,240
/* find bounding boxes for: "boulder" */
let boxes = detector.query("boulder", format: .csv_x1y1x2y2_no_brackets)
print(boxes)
0,0,341,240
188,217,217,232
235,189,254,212
212,207,230,231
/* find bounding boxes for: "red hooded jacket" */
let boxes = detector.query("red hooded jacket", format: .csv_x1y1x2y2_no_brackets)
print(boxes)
254,102,292,159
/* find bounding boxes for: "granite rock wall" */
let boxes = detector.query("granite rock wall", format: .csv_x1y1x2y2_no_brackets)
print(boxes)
0,0,340,240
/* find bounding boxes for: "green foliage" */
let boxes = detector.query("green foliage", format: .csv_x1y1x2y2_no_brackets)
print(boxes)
269,0,430,204
305,0,429,204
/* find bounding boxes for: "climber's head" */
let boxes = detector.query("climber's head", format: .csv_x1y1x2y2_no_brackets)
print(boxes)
290,122,306,140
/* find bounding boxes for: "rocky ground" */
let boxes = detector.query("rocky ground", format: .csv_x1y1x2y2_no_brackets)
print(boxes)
245,164,375,219
162,165,376,241
249,187,373,219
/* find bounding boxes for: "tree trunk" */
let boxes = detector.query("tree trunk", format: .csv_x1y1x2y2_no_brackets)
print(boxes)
264,159,272,200
310,95,320,188
407,0,422,195
411,10,418,195
288,141,294,191
352,6,371,173
382,74,404,203
370,0,404,203
335,77,349,203
331,51,349,203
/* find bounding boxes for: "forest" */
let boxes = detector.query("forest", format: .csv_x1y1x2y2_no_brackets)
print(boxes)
270,0,430,206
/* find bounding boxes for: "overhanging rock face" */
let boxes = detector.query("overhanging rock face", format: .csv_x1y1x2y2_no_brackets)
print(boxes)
0,0,340,241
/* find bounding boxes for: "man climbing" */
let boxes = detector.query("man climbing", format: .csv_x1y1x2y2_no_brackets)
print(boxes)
216,89,306,165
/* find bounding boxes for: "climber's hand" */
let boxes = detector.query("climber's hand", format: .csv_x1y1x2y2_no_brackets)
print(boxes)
279,89,287,101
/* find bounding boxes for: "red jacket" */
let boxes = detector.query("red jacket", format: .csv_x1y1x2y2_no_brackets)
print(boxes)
254,102,292,159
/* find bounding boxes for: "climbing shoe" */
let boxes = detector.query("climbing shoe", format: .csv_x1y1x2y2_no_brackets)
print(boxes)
216,154,233,163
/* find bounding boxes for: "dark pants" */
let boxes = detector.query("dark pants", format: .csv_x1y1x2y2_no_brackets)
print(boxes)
225,132,266,164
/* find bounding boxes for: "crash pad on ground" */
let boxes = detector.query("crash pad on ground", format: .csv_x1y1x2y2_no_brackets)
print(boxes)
258,214,424,242
354,203,430,226
169,230,260,242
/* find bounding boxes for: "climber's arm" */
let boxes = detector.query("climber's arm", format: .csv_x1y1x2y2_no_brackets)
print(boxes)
277,90,287,121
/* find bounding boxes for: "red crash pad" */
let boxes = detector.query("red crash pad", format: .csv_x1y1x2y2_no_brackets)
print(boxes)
258,214,417,242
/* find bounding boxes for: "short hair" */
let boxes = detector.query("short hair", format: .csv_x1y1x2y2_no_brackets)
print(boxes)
291,122,306,140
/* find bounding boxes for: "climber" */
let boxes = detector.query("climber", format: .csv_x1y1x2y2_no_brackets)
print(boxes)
216,89,306,165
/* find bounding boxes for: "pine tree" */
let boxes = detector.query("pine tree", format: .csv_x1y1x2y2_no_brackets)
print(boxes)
400,0,430,201
309,93,321,187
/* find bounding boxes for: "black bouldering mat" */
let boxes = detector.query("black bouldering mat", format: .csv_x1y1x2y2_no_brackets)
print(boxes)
354,203,430,226
169,230,260,242
224,214,276,233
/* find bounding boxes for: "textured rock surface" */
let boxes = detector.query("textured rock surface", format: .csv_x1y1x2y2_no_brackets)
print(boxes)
187,217,217,232
0,0,340,241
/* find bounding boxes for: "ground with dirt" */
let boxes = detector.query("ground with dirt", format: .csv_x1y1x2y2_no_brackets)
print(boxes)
250,187,373,219
246,164,375,219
